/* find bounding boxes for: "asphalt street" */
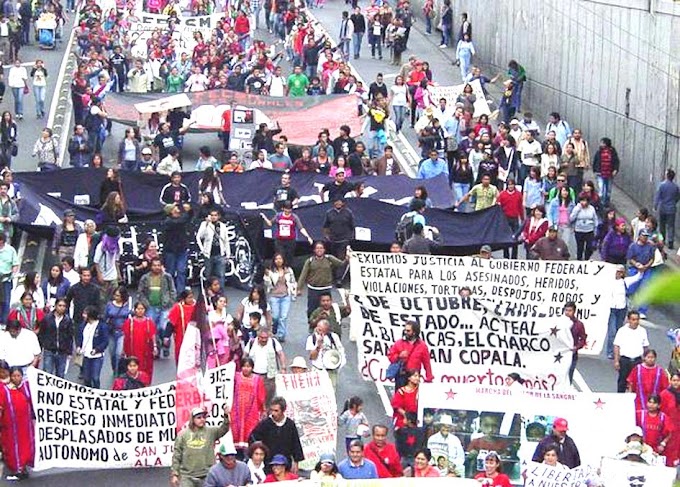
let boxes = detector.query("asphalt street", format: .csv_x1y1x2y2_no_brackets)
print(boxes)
1,4,678,486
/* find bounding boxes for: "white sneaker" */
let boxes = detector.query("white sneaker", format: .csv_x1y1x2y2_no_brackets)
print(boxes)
639,313,647,320
439,44,447,48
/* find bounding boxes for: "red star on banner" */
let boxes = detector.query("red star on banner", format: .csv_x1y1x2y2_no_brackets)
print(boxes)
445,389,456,400
594,398,606,409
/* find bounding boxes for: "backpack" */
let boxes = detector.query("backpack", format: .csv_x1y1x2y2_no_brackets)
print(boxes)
395,212,416,244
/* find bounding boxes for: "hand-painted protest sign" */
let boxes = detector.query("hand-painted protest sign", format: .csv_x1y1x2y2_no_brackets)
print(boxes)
27,363,235,471
599,457,676,486
350,252,615,362
524,461,597,486
275,371,337,470
417,384,635,484
428,79,490,118
275,479,480,487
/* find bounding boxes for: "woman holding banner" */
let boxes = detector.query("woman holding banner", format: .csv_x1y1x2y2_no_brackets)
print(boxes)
206,296,234,369
165,290,197,363
112,357,151,390
473,452,512,486
0,367,34,481
122,302,157,382
231,357,266,454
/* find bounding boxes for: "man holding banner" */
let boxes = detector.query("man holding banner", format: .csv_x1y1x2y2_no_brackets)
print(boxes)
171,405,231,487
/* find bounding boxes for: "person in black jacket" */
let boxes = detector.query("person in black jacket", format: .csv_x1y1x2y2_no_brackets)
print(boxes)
163,203,193,293
249,396,304,473
252,122,282,155
37,298,73,378
65,268,101,333
531,417,581,468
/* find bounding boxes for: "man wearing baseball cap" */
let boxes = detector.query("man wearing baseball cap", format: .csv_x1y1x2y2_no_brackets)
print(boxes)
531,225,570,260
171,406,231,487
531,417,581,468
204,443,251,487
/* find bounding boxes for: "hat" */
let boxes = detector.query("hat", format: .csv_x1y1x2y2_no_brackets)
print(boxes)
63,209,76,217
510,119,520,125
552,418,568,431
217,443,237,456
437,415,454,426
191,407,206,418
164,204,177,215
618,440,643,458
639,229,651,237
548,225,559,232
614,218,626,226
480,245,492,253
141,147,153,155
269,454,288,466
627,426,643,438
319,453,336,465
290,356,308,369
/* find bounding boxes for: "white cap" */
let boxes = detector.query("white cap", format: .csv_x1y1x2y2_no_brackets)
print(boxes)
290,356,308,369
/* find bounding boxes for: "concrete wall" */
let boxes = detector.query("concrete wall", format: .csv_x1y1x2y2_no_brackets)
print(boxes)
412,0,680,207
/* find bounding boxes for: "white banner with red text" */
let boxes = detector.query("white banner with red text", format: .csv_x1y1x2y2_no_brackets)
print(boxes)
418,384,635,484
27,362,235,471
275,370,337,471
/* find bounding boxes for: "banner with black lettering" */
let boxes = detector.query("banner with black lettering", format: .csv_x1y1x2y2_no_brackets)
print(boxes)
275,371,337,471
417,384,634,484
27,363,235,471
523,461,596,486
350,254,616,385
599,457,676,486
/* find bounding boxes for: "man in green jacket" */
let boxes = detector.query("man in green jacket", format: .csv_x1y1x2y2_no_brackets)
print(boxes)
171,406,231,487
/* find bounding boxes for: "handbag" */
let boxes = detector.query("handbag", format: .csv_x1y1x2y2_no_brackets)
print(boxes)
385,360,403,380
10,143,17,157
72,352,84,367
22,85,29,95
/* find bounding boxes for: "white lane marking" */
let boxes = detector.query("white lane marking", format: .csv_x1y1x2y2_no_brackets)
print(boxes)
573,369,592,393
376,382,393,416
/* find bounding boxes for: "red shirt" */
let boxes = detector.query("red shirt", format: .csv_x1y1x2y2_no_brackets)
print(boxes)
497,189,523,219
473,472,512,487
221,109,231,132
387,339,433,382
363,441,403,478
636,409,670,452
264,473,298,483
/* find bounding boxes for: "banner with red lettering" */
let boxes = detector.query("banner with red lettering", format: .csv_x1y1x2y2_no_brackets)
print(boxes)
27,363,235,471
275,371,337,470
417,384,634,484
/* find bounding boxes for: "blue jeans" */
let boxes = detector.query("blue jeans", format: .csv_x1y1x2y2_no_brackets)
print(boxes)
425,15,432,34
393,106,407,132
270,295,291,340
369,130,386,159
441,23,451,46
11,87,23,116
597,175,612,206
0,280,11,323
82,356,104,388
42,350,68,378
148,306,170,355
108,330,124,374
339,39,350,60
33,85,46,117
352,32,363,57
204,254,226,290
606,307,627,357
253,2,262,28
369,33,382,58
453,182,470,212
164,250,188,293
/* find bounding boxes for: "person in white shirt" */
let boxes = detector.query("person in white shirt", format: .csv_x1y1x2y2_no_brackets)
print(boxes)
248,150,273,170
196,209,231,289
157,147,182,176
305,319,345,389
244,327,286,405
266,66,287,97
517,130,542,183
605,267,643,359
7,59,28,120
185,66,209,92
0,320,41,374
613,310,649,393
427,414,465,476
545,112,572,148
61,256,80,285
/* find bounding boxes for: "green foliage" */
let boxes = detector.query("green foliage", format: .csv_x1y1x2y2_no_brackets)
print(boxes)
632,271,680,306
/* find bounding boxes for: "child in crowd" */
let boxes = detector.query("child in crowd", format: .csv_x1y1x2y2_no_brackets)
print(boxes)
395,412,426,468
338,396,369,452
